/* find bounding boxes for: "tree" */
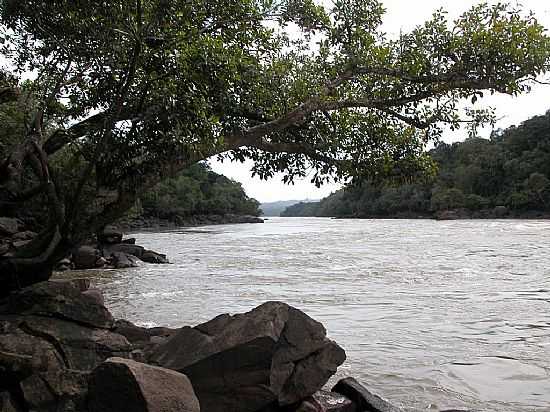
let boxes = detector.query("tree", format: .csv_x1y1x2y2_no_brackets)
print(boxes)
1,0,549,292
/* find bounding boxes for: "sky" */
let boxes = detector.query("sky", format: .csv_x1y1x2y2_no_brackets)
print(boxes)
210,0,550,203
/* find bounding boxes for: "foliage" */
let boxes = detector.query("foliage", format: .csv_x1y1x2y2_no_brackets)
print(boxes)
140,163,261,220
282,111,550,217
0,0,549,284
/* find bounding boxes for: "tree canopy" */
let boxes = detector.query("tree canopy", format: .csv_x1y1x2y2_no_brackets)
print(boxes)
0,0,549,288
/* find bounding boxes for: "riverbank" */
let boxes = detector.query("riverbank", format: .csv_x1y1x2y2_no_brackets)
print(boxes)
0,279,401,412
117,213,264,231
83,218,550,411
324,207,550,220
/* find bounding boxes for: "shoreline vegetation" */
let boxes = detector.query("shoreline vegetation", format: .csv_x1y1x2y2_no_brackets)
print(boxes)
281,112,550,221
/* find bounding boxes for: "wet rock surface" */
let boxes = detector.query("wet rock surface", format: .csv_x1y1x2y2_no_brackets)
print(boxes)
61,226,169,271
88,357,200,412
149,301,346,412
0,282,132,412
332,377,404,412
0,280,405,412
295,390,356,412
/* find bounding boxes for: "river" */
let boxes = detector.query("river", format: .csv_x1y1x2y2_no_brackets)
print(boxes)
73,217,550,411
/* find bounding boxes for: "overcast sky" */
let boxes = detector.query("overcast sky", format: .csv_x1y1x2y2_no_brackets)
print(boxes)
210,0,550,203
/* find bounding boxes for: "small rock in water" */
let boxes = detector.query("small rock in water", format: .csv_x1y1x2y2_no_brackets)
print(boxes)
141,250,169,264
110,251,140,268
102,243,145,258
332,377,403,412
296,390,357,412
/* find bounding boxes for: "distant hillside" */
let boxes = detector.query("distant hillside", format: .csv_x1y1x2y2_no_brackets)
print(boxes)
126,163,261,225
260,199,319,216
282,110,550,219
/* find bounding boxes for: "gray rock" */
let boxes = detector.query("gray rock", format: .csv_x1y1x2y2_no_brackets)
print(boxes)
0,217,20,236
88,358,200,412
11,231,37,241
494,205,509,217
95,256,108,267
0,321,66,377
296,390,356,412
15,315,131,371
83,289,105,306
49,278,91,292
98,225,123,244
103,243,145,258
6,281,113,329
114,319,175,349
332,377,403,412
11,240,31,249
110,252,140,269
73,246,101,269
54,258,72,272
0,243,9,256
122,237,137,244
140,250,169,264
149,301,346,412
20,369,89,412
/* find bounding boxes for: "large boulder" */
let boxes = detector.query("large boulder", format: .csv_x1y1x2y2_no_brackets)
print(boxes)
0,282,133,412
332,378,403,412
149,302,346,412
88,357,200,412
5,281,113,329
72,246,102,269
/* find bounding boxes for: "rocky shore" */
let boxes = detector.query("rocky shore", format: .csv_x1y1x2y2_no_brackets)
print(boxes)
118,213,264,231
0,280,405,412
331,207,550,221
56,226,170,271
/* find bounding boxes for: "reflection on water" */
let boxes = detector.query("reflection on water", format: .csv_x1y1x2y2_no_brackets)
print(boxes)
59,218,550,411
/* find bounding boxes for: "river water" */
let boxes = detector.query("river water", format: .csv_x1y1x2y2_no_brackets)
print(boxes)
75,218,550,411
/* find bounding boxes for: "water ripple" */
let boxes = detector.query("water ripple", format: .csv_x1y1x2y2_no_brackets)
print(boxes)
64,218,550,412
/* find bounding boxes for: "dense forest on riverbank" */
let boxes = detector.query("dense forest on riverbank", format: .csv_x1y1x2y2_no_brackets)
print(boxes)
283,111,550,218
127,163,261,224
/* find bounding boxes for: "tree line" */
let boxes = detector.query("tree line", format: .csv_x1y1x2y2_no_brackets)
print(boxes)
135,163,261,221
282,110,550,218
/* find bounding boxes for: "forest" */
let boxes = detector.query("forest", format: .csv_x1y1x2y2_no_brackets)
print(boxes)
282,110,550,218
133,163,261,223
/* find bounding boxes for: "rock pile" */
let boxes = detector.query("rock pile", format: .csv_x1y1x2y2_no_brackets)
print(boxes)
57,225,169,271
0,281,402,412
0,217,38,259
